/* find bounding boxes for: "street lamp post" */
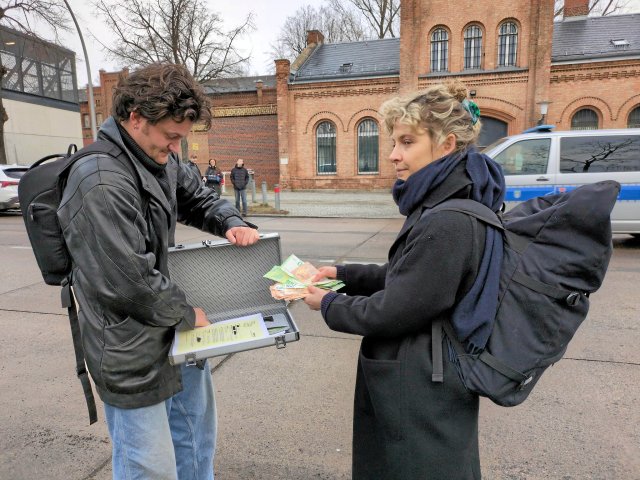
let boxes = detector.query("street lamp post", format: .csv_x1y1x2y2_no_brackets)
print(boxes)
537,101,551,126
63,0,97,141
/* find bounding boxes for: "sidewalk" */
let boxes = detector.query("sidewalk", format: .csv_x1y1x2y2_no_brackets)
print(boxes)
221,189,403,218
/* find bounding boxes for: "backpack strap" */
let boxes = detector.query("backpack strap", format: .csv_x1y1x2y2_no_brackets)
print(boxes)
426,198,506,385
60,277,98,425
428,198,505,231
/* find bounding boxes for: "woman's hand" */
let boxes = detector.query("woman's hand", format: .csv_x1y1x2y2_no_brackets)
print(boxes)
304,285,329,311
311,266,337,283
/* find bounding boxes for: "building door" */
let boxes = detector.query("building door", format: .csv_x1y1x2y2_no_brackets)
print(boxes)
478,116,508,149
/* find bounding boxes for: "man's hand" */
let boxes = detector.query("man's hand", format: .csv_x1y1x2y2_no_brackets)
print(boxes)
226,226,259,246
303,285,329,311
194,307,210,327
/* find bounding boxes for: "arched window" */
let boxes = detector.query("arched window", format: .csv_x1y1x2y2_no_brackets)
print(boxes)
498,22,518,67
431,28,448,72
316,121,337,174
464,25,483,69
571,108,599,130
357,119,379,174
628,106,640,128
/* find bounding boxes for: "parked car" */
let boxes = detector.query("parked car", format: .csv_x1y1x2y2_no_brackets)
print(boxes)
482,126,640,236
0,164,29,211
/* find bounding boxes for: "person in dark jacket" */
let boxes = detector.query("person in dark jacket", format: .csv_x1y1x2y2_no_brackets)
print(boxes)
187,153,202,178
57,63,259,480
204,158,223,196
230,158,249,216
304,81,505,479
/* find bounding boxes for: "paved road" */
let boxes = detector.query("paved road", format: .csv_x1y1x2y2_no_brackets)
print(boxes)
0,212,639,479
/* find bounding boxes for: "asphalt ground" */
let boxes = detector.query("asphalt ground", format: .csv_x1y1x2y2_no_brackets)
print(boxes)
0,196,639,479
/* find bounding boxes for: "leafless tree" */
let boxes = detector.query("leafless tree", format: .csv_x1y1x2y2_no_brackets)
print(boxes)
93,0,254,83
0,1,71,164
271,4,368,61
554,0,634,18
327,0,401,39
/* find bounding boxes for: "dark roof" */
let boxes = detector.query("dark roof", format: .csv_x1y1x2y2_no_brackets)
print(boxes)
293,37,400,82
203,75,276,94
552,13,640,62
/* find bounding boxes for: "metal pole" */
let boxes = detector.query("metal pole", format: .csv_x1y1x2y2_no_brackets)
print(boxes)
63,0,97,141
250,174,256,203
261,181,267,204
274,184,280,211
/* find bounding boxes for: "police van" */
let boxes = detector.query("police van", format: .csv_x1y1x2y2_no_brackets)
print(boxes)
483,126,640,237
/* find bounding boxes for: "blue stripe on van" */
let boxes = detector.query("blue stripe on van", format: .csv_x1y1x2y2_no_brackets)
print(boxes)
504,186,554,202
505,184,640,202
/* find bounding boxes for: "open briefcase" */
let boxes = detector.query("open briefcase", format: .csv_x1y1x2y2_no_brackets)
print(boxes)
167,233,300,365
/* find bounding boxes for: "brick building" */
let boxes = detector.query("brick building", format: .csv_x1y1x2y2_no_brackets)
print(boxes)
79,68,129,147
78,0,640,191
78,71,280,188
206,76,279,188
277,0,640,190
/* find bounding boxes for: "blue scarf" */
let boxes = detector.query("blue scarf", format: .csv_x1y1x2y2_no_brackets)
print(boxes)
392,148,505,353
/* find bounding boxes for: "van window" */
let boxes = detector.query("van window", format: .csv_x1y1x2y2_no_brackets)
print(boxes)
492,138,551,175
560,135,640,173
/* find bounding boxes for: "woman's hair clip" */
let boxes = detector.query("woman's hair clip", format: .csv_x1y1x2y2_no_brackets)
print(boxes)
461,99,480,125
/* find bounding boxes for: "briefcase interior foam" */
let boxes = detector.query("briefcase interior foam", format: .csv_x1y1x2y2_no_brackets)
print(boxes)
167,233,299,365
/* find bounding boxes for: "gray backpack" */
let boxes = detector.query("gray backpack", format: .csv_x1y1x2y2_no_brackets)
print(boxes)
430,180,620,406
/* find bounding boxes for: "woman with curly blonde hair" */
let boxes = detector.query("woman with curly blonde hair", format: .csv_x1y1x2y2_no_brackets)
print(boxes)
305,81,505,479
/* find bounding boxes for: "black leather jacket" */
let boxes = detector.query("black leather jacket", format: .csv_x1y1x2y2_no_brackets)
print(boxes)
57,117,248,408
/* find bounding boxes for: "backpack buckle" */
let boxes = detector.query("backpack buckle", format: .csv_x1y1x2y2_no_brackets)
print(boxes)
566,292,581,306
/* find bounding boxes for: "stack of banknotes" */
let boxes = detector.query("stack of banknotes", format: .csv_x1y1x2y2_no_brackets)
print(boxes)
264,254,345,301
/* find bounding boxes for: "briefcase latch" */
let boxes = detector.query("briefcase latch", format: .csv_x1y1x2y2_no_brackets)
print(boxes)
274,335,287,349
185,354,197,366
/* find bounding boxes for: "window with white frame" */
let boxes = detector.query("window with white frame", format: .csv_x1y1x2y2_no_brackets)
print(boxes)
464,25,483,69
316,121,337,174
357,119,379,174
431,28,448,72
498,22,518,67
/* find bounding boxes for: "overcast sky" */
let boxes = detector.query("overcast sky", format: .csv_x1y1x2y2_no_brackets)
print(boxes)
48,0,640,87
57,0,308,86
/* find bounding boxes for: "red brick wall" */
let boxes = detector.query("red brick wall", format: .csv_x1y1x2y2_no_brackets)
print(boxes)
282,76,401,191
211,89,276,107
209,114,280,189
549,60,640,129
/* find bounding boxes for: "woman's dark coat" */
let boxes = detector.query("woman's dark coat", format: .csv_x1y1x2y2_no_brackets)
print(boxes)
324,161,487,479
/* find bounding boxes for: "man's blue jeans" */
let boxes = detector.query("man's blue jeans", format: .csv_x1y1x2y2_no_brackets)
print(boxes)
234,188,247,215
104,361,216,480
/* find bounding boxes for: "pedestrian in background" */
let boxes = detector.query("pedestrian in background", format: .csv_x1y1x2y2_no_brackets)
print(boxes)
230,158,250,216
204,158,223,196
304,81,505,479
187,153,202,178
58,63,259,480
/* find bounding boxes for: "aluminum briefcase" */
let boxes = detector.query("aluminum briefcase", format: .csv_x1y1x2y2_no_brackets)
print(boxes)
167,233,300,365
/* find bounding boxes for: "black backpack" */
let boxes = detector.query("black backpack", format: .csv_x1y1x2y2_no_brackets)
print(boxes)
19,141,120,424
429,180,620,406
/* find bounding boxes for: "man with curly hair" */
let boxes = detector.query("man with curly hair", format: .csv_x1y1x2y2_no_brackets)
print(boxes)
58,63,259,480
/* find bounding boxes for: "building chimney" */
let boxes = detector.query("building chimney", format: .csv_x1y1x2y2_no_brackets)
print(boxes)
563,0,589,19
306,30,324,47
